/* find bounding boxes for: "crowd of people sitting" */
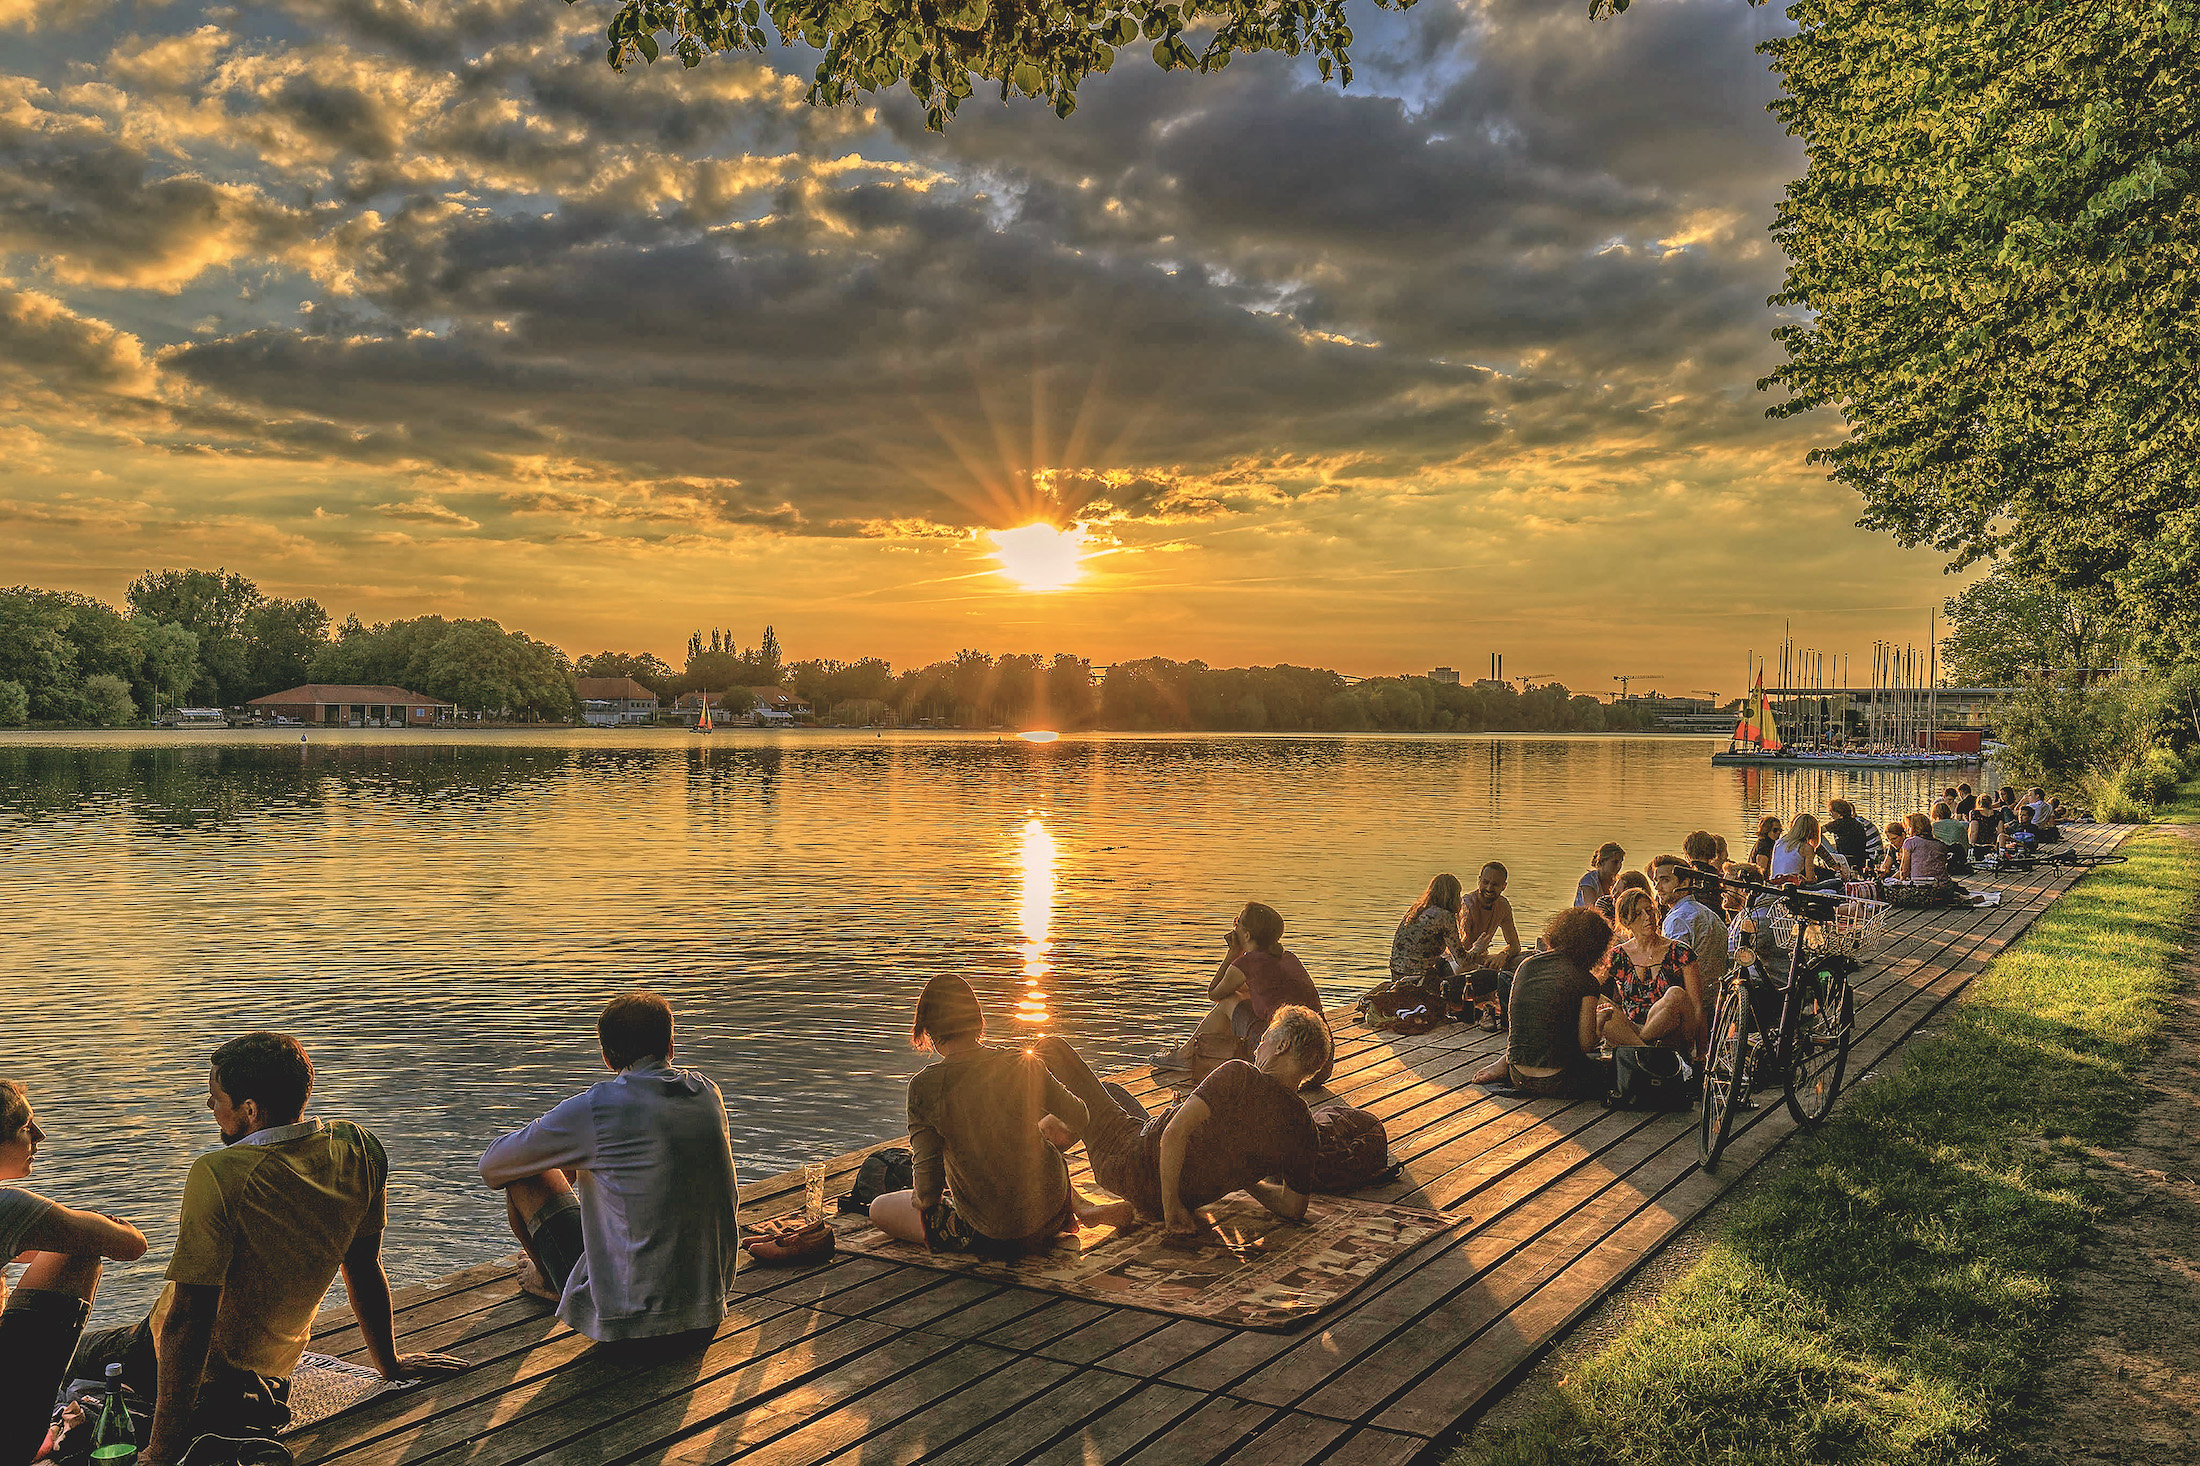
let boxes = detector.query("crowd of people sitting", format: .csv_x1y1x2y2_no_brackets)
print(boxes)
1,786,2078,1465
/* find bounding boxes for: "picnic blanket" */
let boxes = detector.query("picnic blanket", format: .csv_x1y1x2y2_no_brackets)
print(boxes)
832,1193,1462,1331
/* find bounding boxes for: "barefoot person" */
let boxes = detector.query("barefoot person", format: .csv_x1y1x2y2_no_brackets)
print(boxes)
868,976,1132,1254
70,1033,460,1466
478,993,741,1344
1039,1008,1326,1238
1,1081,148,1466
1594,888,1706,1058
1154,903,1327,1081
1470,909,1612,1095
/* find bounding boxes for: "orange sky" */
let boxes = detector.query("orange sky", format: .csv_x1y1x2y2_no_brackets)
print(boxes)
0,0,1965,697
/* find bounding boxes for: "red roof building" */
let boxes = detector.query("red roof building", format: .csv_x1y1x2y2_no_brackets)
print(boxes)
247,684,456,727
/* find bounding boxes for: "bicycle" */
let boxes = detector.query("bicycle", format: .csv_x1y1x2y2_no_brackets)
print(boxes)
1698,883,1889,1168
1970,845,2128,876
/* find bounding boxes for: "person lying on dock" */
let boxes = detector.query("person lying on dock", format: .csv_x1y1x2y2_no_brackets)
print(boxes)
1573,843,1625,914
1593,889,1706,1059
1038,1009,1327,1239
478,992,741,1345
1,1079,149,1466
1469,909,1613,1097
1149,903,1326,1082
1649,856,1728,987
868,975,1134,1255
69,1033,461,1466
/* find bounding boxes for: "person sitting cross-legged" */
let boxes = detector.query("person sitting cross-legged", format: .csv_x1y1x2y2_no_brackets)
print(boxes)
1152,903,1327,1083
478,992,741,1346
1594,888,1706,1058
1,1079,149,1466
1037,1008,1326,1239
868,975,1134,1255
1469,908,1613,1096
68,1033,462,1466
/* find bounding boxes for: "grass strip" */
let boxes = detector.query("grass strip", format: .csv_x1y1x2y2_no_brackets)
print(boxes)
1460,826,2200,1466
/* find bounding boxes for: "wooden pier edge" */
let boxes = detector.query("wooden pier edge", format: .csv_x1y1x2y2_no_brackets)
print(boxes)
290,823,2140,1466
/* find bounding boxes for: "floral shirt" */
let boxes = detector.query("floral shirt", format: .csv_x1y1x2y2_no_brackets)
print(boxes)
1597,941,1698,1026
1389,905,1460,980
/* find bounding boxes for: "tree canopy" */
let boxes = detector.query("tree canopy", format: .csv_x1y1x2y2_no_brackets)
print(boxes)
1938,566,2120,687
314,616,577,720
126,568,329,703
1758,0,2200,663
579,0,1405,129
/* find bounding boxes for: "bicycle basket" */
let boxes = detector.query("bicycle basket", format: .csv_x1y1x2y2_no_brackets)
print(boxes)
1766,897,1892,962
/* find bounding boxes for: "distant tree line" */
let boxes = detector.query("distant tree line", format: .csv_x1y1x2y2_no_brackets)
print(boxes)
2,568,1656,732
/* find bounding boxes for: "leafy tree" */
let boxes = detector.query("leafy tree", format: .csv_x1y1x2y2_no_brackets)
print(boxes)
579,0,1395,132
0,588,79,720
1751,0,2200,660
81,673,139,727
576,651,678,695
126,569,329,701
243,598,330,697
0,678,27,727
134,621,201,714
313,616,575,720
1939,567,2118,687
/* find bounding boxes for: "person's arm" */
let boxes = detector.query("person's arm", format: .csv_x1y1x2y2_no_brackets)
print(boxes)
1495,903,1522,972
1208,963,1249,1004
1578,994,1603,1054
478,1095,590,1191
1898,841,1915,880
338,1229,466,1381
145,1284,220,1466
907,1120,946,1211
17,1202,148,1261
1157,1094,1212,1233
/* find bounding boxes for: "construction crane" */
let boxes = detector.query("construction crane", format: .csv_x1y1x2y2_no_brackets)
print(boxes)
1692,689,1721,705
1611,674,1661,700
1513,674,1550,692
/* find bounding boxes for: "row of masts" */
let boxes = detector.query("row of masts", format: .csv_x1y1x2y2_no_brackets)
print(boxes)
1747,613,1942,754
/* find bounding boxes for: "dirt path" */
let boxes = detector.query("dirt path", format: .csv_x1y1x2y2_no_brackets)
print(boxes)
2016,829,2200,1465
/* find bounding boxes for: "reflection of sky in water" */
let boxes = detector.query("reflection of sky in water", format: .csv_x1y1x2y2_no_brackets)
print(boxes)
0,729,1980,1322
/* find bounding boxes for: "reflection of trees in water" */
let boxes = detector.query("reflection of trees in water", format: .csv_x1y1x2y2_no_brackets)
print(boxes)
0,742,673,829
683,744,786,811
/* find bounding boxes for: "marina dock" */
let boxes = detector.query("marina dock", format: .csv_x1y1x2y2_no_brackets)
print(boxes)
288,823,2134,1466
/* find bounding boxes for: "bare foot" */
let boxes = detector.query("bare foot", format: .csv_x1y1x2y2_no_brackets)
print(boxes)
514,1257,560,1303
1074,1197,1138,1232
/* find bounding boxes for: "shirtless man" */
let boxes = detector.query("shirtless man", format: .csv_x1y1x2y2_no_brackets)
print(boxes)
1457,863,1522,973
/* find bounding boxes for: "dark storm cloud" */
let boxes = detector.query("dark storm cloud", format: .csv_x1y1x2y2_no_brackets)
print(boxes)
2,0,1809,536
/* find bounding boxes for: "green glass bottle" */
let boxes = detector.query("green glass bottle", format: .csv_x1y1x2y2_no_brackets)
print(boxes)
90,1362,138,1464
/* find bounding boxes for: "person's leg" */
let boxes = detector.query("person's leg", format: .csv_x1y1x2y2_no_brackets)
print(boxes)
866,1190,927,1245
503,1171,582,1304
1035,1037,1158,1218
1470,1055,1511,1085
0,1257,101,1466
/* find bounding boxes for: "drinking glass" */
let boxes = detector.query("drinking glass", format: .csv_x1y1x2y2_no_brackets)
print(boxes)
804,1162,827,1222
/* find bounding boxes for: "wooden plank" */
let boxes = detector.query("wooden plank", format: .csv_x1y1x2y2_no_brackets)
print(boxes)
729,1342,1026,1466
1209,1410,1351,1466
1022,1381,1208,1466
813,1351,1075,1465
638,1329,957,1466
916,1366,1146,1466
1114,1396,1275,1466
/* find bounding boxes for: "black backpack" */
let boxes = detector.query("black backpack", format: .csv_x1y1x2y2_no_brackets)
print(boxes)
1604,1046,1699,1111
838,1147,914,1214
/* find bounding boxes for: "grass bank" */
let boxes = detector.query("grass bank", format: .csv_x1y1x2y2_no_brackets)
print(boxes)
1460,818,2200,1466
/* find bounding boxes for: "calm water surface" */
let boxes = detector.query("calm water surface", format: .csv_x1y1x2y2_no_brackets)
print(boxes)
1,730,1976,1320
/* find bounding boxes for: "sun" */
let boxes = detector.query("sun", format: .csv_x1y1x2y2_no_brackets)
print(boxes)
987,523,1089,592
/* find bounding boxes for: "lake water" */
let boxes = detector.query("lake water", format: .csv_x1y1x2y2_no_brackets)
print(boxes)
1,730,1977,1321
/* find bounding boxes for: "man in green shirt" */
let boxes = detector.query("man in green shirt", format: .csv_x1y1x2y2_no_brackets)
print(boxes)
71,1033,460,1464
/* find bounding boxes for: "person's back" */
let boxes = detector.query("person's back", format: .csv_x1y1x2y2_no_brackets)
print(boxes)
1134,1060,1315,1212
1932,815,1968,848
1823,814,1871,868
158,1118,387,1381
1901,834,1949,881
1234,948,1320,1025
909,1044,1080,1244
482,1061,738,1340
1662,890,1730,985
1769,837,1807,880
1507,950,1597,1078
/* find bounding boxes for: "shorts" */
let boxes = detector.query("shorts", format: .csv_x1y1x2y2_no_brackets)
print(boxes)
921,1190,1074,1258
527,1193,586,1293
0,1287,91,1466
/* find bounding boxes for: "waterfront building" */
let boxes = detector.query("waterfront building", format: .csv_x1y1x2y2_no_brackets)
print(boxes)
576,676,660,727
248,684,456,727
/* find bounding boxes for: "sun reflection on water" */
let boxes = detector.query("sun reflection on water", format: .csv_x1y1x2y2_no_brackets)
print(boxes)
1016,815,1056,1024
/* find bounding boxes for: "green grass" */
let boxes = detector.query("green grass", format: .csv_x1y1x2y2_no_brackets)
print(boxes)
1459,826,2200,1466
2158,771,2200,824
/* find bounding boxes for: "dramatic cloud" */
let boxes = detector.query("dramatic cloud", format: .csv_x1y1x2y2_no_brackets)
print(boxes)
0,0,1954,685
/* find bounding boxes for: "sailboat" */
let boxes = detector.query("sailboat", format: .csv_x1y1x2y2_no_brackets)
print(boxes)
694,697,714,735
1710,675,1789,766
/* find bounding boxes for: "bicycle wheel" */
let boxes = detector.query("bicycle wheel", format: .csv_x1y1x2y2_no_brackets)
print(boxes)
1785,968,1853,1127
1699,979,1757,1168
2063,852,2128,869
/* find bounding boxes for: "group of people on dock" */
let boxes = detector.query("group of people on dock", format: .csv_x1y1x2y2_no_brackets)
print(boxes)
2,784,2072,1465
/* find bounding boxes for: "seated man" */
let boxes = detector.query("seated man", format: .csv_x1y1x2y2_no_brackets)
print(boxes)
2001,806,2044,858
69,1033,459,1466
1,1079,148,1466
1650,855,1730,988
479,992,741,1344
1038,1007,1325,1238
1455,863,1524,1028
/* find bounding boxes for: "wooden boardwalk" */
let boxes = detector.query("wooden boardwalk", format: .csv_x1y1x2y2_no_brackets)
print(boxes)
291,824,2134,1466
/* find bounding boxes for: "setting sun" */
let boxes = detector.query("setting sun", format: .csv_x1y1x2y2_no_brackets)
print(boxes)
987,523,1089,592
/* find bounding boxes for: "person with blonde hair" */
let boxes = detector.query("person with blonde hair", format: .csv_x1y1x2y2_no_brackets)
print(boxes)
1595,887,1706,1056
1574,842,1626,911
1153,902,1326,1080
870,976,1131,1254
1038,1005,1326,1238
1769,812,1840,890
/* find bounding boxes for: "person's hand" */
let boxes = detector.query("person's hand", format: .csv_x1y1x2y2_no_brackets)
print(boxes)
387,1352,469,1381
1163,1199,1205,1237
1037,1114,1074,1149
1224,926,1244,955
